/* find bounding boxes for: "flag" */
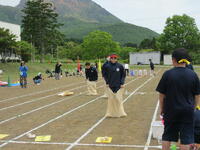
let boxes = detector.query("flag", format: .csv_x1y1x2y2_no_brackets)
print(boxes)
98,59,102,72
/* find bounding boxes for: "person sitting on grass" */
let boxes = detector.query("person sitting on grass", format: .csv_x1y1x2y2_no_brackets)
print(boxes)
33,72,43,85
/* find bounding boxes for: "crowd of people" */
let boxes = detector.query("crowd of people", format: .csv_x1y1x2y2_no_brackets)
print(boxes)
17,48,200,150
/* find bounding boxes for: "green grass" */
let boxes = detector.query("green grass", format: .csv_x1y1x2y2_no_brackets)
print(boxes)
0,62,77,82
0,63,199,82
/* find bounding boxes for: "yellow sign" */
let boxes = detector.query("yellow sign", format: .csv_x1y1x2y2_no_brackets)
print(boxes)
96,137,112,143
35,135,51,142
0,134,9,140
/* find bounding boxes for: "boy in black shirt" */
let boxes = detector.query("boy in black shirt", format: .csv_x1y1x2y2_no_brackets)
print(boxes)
156,48,200,150
55,62,62,80
85,62,98,95
149,59,155,76
103,54,127,118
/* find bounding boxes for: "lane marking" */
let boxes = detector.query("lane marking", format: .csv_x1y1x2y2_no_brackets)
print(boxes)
0,140,162,149
0,80,86,103
0,83,104,124
144,101,160,150
66,76,157,150
0,77,140,148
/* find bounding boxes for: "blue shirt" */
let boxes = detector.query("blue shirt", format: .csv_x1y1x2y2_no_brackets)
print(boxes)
19,66,28,77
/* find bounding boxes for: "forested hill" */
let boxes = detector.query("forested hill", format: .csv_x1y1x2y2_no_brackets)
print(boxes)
0,0,159,44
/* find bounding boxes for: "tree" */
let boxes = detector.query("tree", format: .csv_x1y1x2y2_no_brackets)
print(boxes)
123,42,137,48
15,41,36,62
82,30,120,59
21,0,63,62
119,47,137,60
158,14,200,53
139,37,158,49
0,27,17,62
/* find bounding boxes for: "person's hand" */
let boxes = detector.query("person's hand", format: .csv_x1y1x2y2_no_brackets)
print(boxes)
160,110,164,117
121,85,125,88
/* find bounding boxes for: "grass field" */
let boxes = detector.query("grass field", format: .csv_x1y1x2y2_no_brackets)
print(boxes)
0,62,199,81
0,62,78,81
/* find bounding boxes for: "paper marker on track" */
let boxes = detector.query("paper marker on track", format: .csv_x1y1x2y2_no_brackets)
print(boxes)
0,134,9,140
96,137,112,144
35,135,51,142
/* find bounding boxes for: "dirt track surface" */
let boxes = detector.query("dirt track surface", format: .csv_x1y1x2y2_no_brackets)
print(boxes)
0,68,179,150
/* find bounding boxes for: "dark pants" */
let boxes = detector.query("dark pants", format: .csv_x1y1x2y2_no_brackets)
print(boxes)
20,76,27,88
109,86,120,93
163,121,194,144
125,69,129,76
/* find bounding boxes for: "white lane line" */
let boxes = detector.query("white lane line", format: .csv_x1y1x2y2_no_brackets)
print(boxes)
0,77,135,124
144,100,160,150
0,80,103,111
66,76,156,150
0,77,140,148
0,83,104,124
0,83,89,111
0,80,85,103
0,140,162,149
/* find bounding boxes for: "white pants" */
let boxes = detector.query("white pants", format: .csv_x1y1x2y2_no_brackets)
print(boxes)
105,88,127,118
87,81,97,95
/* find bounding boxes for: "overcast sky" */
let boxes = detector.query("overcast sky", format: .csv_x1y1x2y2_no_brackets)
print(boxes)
0,0,200,33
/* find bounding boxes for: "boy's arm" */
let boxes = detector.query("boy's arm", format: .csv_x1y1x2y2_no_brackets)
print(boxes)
159,93,165,116
120,65,126,86
195,95,200,107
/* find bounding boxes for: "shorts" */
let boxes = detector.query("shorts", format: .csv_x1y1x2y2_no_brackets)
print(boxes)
162,122,194,145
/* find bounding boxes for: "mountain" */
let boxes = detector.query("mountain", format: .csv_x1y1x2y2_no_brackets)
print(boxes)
17,0,122,24
0,5,22,25
0,0,159,44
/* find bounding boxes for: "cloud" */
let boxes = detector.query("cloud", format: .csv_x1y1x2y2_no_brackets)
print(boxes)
0,0,20,6
93,0,200,33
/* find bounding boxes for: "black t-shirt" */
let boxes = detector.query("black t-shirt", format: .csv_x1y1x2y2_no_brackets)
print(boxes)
104,62,126,88
156,67,200,123
150,62,154,70
33,75,42,80
55,64,62,73
186,64,194,71
85,67,98,81
194,109,200,135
